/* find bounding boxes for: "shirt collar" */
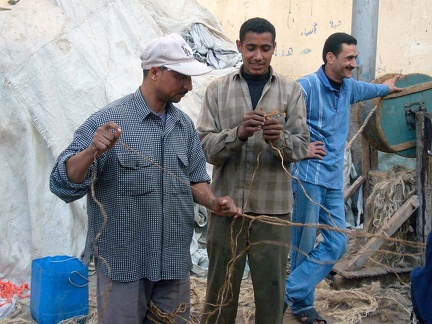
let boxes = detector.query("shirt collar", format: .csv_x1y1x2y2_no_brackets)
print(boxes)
133,88,183,124
233,65,277,82
318,65,345,92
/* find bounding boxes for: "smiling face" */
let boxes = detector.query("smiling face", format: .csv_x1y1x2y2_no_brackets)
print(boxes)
325,43,358,82
236,31,275,76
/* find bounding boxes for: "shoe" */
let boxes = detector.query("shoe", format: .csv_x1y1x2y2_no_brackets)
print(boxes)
292,307,327,324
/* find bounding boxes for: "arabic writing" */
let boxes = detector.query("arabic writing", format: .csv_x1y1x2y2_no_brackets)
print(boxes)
301,22,318,36
330,19,342,29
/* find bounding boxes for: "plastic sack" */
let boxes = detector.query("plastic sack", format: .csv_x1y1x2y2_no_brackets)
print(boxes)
30,255,89,323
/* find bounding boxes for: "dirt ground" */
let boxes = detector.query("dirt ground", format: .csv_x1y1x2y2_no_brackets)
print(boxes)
190,273,413,324
4,270,413,324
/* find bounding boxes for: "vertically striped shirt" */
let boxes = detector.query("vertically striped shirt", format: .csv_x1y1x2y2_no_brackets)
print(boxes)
50,88,210,282
292,66,390,190
196,67,309,214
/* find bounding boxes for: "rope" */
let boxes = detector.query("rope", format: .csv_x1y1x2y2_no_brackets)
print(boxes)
0,280,30,307
88,104,423,322
90,154,112,323
346,104,377,151
147,300,189,324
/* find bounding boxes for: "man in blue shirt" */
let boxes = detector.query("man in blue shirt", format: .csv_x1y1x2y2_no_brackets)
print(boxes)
284,32,401,324
50,33,241,323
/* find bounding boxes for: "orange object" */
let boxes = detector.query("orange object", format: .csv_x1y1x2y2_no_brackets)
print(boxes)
0,280,30,306
264,107,279,119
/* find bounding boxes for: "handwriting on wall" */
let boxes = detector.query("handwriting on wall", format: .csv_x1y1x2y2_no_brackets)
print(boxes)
330,19,341,29
301,22,318,36
274,47,294,57
275,19,344,58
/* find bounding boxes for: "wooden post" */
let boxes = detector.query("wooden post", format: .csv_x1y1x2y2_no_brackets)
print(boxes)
415,112,432,245
344,175,366,202
361,137,378,222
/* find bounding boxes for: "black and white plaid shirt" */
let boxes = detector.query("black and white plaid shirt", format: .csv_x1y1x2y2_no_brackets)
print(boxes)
50,88,210,282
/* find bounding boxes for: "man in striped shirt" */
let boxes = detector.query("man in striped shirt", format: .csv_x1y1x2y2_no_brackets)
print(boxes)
284,32,401,324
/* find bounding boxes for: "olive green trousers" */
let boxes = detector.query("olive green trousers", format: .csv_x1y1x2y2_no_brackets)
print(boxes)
201,212,291,324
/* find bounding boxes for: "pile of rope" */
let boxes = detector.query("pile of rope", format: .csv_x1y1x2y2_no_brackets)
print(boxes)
190,276,256,323
189,275,412,324
363,165,418,267
315,279,411,324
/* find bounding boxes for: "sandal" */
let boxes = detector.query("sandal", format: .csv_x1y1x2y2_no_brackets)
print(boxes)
293,308,327,324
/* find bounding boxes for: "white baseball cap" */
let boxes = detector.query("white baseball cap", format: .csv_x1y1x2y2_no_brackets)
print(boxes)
140,33,212,76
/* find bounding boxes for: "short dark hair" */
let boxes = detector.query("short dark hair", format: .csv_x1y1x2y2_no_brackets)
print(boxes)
239,17,276,43
322,32,357,63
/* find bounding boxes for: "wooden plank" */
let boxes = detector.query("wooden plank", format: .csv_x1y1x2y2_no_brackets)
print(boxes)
344,175,365,202
383,81,432,99
390,140,416,152
333,258,413,279
361,138,377,222
345,195,419,271
415,113,432,248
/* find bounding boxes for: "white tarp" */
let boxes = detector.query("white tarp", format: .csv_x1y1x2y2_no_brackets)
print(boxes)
0,0,239,284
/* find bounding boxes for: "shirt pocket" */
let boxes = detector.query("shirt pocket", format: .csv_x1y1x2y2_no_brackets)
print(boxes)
167,151,192,195
117,153,154,196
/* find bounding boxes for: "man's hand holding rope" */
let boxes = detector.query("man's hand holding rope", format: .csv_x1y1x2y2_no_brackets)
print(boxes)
66,121,122,184
211,196,243,218
90,121,122,158
237,110,265,140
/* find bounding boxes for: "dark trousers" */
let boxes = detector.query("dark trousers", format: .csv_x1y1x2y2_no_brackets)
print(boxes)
96,261,190,323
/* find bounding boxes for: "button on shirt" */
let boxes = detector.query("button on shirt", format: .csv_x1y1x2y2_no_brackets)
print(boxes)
50,88,210,282
292,66,390,190
197,67,309,214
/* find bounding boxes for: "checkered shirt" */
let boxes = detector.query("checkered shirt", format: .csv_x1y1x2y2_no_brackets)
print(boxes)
50,88,210,282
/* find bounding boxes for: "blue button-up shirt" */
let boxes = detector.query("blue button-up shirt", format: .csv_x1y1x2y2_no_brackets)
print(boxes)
292,66,390,189
50,88,210,282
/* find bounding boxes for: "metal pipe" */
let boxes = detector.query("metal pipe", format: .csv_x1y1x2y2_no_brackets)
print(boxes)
351,0,380,82
349,1,381,199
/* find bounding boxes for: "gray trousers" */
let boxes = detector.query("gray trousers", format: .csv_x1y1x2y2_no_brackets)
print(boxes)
201,212,291,324
96,262,190,323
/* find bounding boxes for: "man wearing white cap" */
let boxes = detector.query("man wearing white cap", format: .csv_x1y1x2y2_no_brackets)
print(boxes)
50,33,242,323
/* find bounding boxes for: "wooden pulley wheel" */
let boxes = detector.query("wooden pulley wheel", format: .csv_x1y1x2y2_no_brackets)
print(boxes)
357,73,432,158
